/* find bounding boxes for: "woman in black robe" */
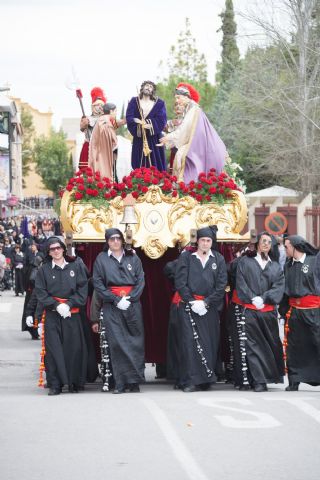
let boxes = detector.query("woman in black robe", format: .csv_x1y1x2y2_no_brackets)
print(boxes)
173,227,227,392
281,235,320,390
93,228,145,394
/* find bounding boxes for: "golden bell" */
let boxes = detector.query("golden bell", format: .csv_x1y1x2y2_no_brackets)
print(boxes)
120,206,138,225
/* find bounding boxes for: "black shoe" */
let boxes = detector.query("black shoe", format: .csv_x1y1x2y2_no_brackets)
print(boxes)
173,383,182,390
199,383,211,391
128,383,140,393
253,383,268,392
183,385,197,393
68,384,79,393
48,388,61,396
113,385,126,394
285,382,300,391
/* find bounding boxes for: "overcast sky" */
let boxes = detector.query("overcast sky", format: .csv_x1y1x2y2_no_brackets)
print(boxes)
1,0,273,127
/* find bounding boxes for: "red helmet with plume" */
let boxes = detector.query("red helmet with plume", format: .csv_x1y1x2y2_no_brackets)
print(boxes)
90,87,106,104
176,83,200,103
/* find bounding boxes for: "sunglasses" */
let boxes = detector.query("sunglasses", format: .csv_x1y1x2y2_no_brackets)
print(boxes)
109,237,122,242
49,246,63,252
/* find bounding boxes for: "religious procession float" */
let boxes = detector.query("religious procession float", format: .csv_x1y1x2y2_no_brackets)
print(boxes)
59,82,250,364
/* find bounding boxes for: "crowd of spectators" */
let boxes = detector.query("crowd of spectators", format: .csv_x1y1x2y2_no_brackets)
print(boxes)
0,215,61,295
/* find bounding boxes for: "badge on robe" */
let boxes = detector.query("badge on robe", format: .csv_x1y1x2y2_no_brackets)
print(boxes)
302,264,309,273
127,264,132,271
212,263,217,270
70,270,75,277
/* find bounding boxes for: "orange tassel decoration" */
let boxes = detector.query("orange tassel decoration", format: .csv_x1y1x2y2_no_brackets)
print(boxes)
283,307,292,374
38,310,46,387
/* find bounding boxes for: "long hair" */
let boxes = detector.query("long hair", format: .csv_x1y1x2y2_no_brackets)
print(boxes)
139,81,157,101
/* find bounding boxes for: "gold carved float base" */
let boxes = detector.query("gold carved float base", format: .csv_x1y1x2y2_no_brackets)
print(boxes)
61,186,249,259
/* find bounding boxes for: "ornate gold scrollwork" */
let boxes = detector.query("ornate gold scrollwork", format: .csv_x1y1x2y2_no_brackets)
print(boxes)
142,236,168,259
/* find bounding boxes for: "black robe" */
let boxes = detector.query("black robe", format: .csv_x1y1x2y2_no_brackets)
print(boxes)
174,250,227,387
163,260,179,381
226,256,244,386
236,256,285,385
35,258,88,390
282,253,320,385
93,251,145,387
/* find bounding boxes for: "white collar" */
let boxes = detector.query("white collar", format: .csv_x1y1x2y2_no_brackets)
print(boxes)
108,248,124,262
52,259,68,269
192,250,214,259
293,253,306,264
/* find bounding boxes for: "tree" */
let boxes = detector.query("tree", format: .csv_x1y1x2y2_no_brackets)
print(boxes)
157,18,216,118
20,107,35,183
211,0,320,197
216,0,240,85
33,129,73,196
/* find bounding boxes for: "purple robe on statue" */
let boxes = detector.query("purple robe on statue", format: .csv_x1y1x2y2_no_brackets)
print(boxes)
126,97,167,171
168,103,227,183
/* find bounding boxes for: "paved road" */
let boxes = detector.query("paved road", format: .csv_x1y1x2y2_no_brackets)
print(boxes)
1,290,320,480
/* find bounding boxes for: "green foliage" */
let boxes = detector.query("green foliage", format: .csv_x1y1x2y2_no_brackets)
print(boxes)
20,108,35,183
161,18,208,83
33,129,74,196
216,0,240,85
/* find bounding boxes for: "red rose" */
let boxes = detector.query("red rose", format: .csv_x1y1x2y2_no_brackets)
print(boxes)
87,177,93,184
152,178,159,185
195,194,203,202
132,191,139,199
219,188,225,194
69,177,76,184
141,186,148,193
86,168,93,176
78,184,85,191
205,195,211,201
172,190,178,197
110,189,117,197
144,175,152,183
104,192,111,199
75,192,83,200
59,189,65,198
117,182,126,191
97,182,104,189
209,187,217,194
196,183,203,190
92,189,99,197
66,185,73,191
121,192,127,199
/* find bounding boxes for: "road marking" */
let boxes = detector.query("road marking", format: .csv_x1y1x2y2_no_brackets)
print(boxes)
0,303,12,313
266,397,320,424
198,398,281,429
141,397,209,480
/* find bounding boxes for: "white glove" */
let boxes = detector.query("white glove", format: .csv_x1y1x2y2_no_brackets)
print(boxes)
190,300,207,315
26,316,34,327
38,323,43,337
197,306,207,316
252,296,264,310
117,296,131,311
56,303,71,318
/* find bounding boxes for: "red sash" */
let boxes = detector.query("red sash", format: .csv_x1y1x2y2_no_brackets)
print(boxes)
289,295,320,309
231,289,275,313
53,297,80,314
171,292,204,305
110,286,133,297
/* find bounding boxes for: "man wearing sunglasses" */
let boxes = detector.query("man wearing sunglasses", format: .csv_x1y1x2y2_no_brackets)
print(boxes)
234,231,285,392
93,228,145,394
35,236,89,395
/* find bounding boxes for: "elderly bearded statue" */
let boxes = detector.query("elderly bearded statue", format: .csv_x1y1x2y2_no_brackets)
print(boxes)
160,83,227,183
126,81,167,171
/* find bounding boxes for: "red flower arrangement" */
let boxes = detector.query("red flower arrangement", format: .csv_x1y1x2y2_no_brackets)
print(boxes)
62,166,242,207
